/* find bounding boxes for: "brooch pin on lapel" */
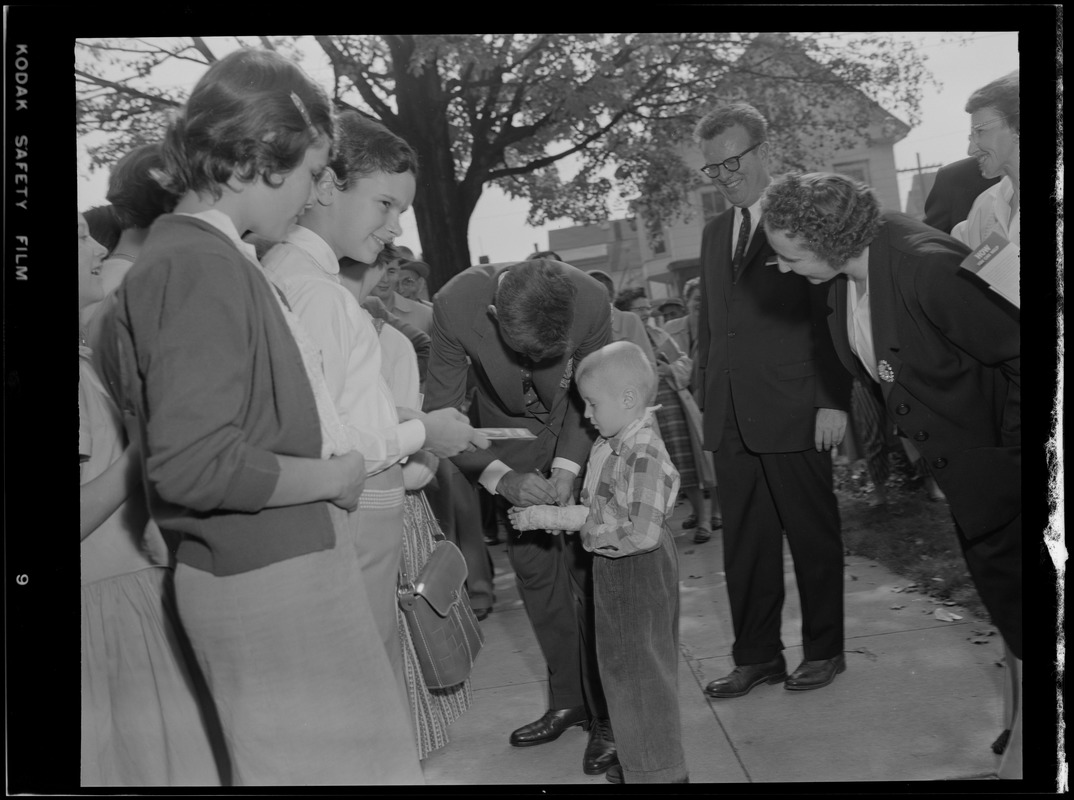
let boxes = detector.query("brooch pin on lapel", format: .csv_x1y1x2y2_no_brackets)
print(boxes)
878,359,895,383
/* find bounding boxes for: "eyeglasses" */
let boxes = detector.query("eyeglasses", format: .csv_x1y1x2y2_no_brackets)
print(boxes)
700,141,765,177
969,115,1014,141
398,276,420,287
630,304,651,316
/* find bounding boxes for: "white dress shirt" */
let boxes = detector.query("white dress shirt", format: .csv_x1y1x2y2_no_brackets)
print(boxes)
731,196,764,259
952,176,1020,249
951,176,1019,306
846,275,880,383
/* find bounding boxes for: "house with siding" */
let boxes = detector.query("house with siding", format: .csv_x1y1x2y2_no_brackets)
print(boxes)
547,217,646,294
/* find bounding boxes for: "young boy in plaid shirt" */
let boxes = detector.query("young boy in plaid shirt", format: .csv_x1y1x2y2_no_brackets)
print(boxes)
509,341,687,784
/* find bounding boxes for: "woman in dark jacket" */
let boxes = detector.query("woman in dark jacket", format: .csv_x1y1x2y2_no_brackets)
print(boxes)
761,171,1021,780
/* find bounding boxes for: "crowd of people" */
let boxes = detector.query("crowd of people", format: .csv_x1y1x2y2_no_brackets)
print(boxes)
79,45,1021,786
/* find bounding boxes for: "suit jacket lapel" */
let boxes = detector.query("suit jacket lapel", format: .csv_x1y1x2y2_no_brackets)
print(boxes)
866,229,904,399
532,356,569,414
737,220,768,278
712,212,734,310
827,276,859,377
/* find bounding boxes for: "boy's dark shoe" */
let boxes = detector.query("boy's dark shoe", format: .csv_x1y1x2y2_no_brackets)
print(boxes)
606,764,624,784
582,718,617,774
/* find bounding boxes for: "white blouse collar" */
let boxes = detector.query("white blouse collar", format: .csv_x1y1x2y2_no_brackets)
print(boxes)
283,224,340,275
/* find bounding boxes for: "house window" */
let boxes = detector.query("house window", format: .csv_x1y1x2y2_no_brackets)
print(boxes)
701,189,728,223
834,160,872,186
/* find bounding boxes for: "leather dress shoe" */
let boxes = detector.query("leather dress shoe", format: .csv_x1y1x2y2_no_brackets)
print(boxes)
784,653,846,691
704,655,787,698
582,717,617,775
509,706,588,747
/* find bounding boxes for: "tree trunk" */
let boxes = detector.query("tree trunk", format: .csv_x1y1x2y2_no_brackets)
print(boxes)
410,181,474,295
388,36,480,295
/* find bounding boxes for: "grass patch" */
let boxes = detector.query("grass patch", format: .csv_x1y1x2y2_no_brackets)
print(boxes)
834,456,988,621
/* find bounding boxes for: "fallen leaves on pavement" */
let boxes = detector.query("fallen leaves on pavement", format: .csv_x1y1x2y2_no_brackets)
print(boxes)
933,607,963,622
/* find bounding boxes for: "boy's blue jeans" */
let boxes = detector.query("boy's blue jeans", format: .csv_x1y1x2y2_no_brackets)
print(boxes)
593,532,687,783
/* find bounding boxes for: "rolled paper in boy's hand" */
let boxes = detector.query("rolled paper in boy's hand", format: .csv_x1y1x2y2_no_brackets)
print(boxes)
508,504,588,532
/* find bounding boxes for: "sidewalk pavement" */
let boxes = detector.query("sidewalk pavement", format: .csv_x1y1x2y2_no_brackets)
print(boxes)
421,498,1009,785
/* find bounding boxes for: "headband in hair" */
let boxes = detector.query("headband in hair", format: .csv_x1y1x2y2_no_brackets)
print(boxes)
290,91,314,132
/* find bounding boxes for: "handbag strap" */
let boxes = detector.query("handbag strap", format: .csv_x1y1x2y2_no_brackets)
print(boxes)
398,491,447,594
419,490,447,544
398,534,415,596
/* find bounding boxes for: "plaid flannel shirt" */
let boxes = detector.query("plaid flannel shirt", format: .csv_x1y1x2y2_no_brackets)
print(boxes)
580,408,681,557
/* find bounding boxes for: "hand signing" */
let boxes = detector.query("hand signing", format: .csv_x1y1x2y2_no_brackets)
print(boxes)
497,470,559,507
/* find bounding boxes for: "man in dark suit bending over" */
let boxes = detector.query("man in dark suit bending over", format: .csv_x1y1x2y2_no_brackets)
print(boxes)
423,258,616,776
693,103,852,699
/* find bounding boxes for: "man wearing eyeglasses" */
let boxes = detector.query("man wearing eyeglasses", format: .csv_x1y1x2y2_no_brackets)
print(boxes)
692,103,852,700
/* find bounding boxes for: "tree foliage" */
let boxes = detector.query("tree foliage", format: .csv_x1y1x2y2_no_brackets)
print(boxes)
75,33,934,289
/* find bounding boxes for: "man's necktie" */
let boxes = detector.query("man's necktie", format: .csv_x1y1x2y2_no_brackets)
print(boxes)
732,206,751,278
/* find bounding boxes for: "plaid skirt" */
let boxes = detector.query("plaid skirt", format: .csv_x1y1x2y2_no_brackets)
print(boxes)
398,491,474,759
654,379,698,488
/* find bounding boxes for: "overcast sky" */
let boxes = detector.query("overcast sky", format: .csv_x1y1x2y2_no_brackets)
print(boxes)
76,31,1020,265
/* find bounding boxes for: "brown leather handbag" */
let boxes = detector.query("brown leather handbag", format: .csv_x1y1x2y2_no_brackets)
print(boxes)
397,535,485,689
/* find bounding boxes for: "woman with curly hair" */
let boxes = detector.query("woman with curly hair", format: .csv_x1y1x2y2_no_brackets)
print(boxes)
761,171,1022,780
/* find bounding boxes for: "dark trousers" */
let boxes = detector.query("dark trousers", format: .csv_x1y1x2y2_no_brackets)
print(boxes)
956,513,1022,659
595,534,686,782
713,401,845,665
501,495,608,718
425,459,495,612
